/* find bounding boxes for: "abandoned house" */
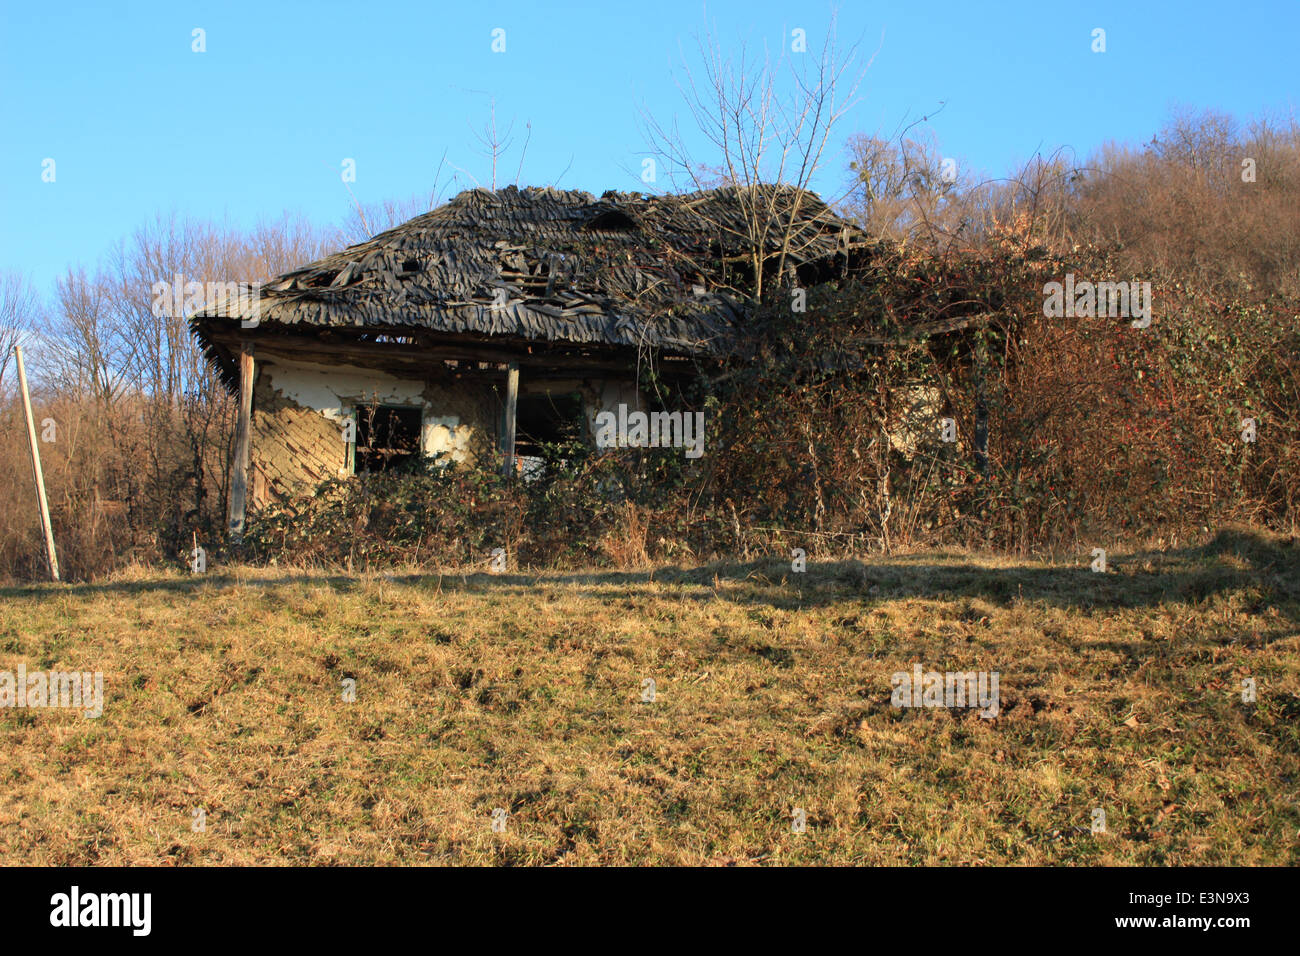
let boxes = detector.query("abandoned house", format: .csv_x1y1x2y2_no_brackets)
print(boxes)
190,183,986,538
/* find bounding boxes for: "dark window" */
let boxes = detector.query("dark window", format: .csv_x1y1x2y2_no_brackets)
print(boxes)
354,404,422,473
514,391,585,458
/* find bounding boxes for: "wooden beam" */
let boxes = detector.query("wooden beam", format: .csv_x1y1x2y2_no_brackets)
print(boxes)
14,345,59,581
204,329,697,377
501,361,519,478
228,342,255,541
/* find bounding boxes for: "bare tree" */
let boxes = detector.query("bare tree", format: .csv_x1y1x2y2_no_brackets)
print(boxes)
43,267,130,405
469,99,531,191
845,125,967,247
0,271,40,393
338,194,440,245
641,16,871,301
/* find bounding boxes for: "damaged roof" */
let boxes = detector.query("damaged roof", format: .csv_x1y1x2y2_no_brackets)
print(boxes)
191,183,869,383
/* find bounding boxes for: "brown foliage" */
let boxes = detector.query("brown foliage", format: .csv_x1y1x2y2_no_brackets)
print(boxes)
1,107,1296,579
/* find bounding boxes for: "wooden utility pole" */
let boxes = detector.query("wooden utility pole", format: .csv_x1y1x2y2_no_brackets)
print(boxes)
13,345,60,581
500,362,519,478
228,342,255,541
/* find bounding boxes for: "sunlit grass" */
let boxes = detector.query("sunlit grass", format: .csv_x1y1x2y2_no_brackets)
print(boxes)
1,529,1296,865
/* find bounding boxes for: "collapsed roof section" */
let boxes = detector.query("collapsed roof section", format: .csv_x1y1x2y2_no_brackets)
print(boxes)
190,183,870,387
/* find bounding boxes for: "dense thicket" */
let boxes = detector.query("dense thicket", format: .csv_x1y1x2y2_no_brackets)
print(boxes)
2,110,1296,579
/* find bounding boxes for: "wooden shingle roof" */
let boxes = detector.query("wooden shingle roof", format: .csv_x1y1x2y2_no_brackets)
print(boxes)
191,183,868,383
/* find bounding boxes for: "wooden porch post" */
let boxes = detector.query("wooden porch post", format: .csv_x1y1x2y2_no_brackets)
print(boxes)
501,362,519,478
228,342,255,541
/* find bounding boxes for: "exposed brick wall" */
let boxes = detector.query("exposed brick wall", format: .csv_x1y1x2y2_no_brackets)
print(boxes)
249,361,505,506
250,365,346,507
247,357,641,507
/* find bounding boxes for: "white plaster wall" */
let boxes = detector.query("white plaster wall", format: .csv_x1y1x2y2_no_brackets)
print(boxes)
887,385,952,457
262,357,650,465
261,358,479,465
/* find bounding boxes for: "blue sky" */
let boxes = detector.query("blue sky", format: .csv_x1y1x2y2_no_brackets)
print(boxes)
3,0,1297,290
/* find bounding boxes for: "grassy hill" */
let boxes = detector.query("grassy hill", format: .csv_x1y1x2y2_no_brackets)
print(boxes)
1,529,1296,865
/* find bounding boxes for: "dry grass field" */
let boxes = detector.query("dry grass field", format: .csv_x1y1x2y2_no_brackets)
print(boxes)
1,528,1297,865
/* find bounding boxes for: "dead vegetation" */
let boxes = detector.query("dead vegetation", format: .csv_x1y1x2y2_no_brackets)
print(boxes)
1,528,1295,865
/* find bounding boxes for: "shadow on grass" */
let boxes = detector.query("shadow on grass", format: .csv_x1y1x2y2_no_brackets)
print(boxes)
4,529,1297,632
538,529,1300,628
